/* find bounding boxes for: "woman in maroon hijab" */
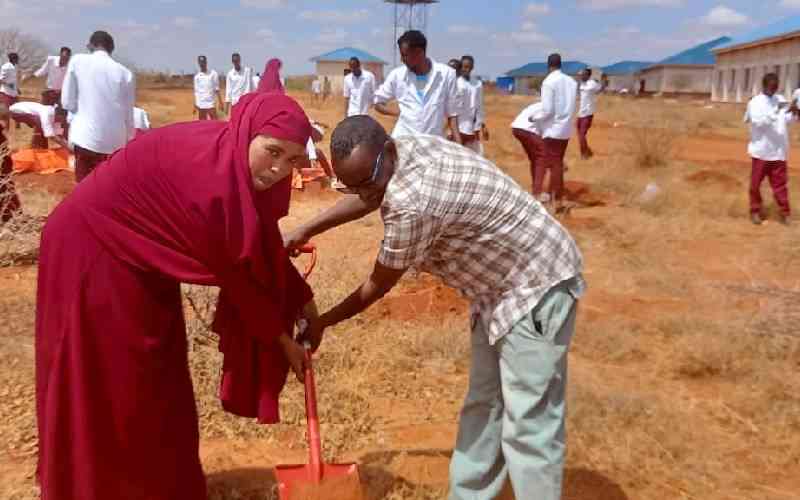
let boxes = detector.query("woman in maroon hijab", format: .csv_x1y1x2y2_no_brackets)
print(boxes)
35,93,318,500
258,58,285,94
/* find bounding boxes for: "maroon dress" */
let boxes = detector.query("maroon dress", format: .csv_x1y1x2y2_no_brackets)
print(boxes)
35,93,313,500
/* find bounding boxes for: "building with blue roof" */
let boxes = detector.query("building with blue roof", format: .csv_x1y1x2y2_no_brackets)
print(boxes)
503,60,589,95
601,61,652,93
711,17,800,103
637,37,731,95
310,47,388,93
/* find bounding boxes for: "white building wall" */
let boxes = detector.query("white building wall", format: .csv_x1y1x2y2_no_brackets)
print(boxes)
713,37,800,103
605,74,638,92
639,66,714,94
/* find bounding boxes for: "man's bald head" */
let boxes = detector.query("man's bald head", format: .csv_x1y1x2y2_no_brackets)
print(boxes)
330,115,389,179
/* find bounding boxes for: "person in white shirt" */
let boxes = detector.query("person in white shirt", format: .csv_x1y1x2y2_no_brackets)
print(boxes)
576,68,607,160
512,102,546,195
133,106,150,136
744,72,795,225
34,47,72,105
225,53,254,114
343,57,376,119
311,78,322,106
9,101,69,149
374,30,461,142
194,55,222,120
456,55,488,155
252,72,261,90
529,54,578,210
61,31,135,182
0,53,20,131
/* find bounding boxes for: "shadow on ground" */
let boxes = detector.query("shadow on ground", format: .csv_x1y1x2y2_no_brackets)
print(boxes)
208,447,629,500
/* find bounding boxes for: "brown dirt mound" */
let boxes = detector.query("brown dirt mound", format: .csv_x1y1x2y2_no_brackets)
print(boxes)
563,181,612,207
15,171,74,197
685,170,742,189
562,215,605,231
375,275,467,321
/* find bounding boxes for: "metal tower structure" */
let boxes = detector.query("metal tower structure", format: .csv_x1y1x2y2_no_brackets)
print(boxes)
385,0,438,67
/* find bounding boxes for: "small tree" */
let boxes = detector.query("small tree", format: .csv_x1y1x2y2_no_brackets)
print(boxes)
0,28,50,75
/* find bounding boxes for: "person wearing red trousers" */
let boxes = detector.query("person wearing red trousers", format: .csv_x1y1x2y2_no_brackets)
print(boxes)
528,54,577,213
512,102,548,197
744,72,796,225
576,68,607,160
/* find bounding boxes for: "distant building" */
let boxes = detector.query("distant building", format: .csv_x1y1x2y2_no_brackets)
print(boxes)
712,17,800,103
637,37,731,95
601,61,652,94
310,47,387,94
503,60,589,95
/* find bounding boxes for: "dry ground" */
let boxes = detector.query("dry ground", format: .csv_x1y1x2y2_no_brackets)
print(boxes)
0,83,798,499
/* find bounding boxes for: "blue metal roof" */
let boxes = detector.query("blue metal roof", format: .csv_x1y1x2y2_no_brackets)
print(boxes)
601,60,652,75
645,37,731,69
505,61,589,78
714,16,800,52
310,47,388,65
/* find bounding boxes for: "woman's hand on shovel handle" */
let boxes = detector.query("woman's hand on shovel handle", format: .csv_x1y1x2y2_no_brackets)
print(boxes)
278,334,307,383
299,301,325,352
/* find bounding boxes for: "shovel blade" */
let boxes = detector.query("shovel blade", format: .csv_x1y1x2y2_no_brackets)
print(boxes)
276,463,362,500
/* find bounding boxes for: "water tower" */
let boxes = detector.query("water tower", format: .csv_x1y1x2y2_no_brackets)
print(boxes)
385,0,438,66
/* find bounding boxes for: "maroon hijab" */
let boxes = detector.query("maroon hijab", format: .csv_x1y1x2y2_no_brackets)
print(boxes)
74,93,313,422
258,58,285,95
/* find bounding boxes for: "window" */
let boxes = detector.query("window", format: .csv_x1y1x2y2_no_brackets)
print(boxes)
717,70,724,96
744,68,751,93
729,69,736,92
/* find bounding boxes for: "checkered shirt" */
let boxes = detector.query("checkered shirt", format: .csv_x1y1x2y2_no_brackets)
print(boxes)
378,135,585,344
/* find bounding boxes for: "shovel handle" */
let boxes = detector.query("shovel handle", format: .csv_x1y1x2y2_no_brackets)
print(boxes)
303,342,324,482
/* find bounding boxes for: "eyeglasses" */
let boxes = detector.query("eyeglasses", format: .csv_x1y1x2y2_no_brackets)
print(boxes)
336,150,384,195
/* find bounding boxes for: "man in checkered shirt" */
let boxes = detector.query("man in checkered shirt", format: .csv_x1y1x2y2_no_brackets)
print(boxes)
286,116,585,500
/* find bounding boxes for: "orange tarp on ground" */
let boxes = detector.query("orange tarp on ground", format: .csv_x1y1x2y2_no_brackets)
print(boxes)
12,148,71,175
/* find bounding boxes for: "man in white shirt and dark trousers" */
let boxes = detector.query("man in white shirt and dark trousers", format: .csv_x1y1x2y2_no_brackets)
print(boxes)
530,54,577,211
0,53,20,131
374,30,461,143
456,55,488,155
576,68,607,160
225,53,254,115
35,47,71,106
61,31,135,182
194,55,222,121
343,57,375,118
745,72,795,225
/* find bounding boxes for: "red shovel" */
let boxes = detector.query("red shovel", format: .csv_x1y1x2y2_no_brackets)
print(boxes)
276,244,363,500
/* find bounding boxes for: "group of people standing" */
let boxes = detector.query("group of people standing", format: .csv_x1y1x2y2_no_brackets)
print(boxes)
192,52,279,120
511,56,607,213
0,31,152,226
16,20,792,500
